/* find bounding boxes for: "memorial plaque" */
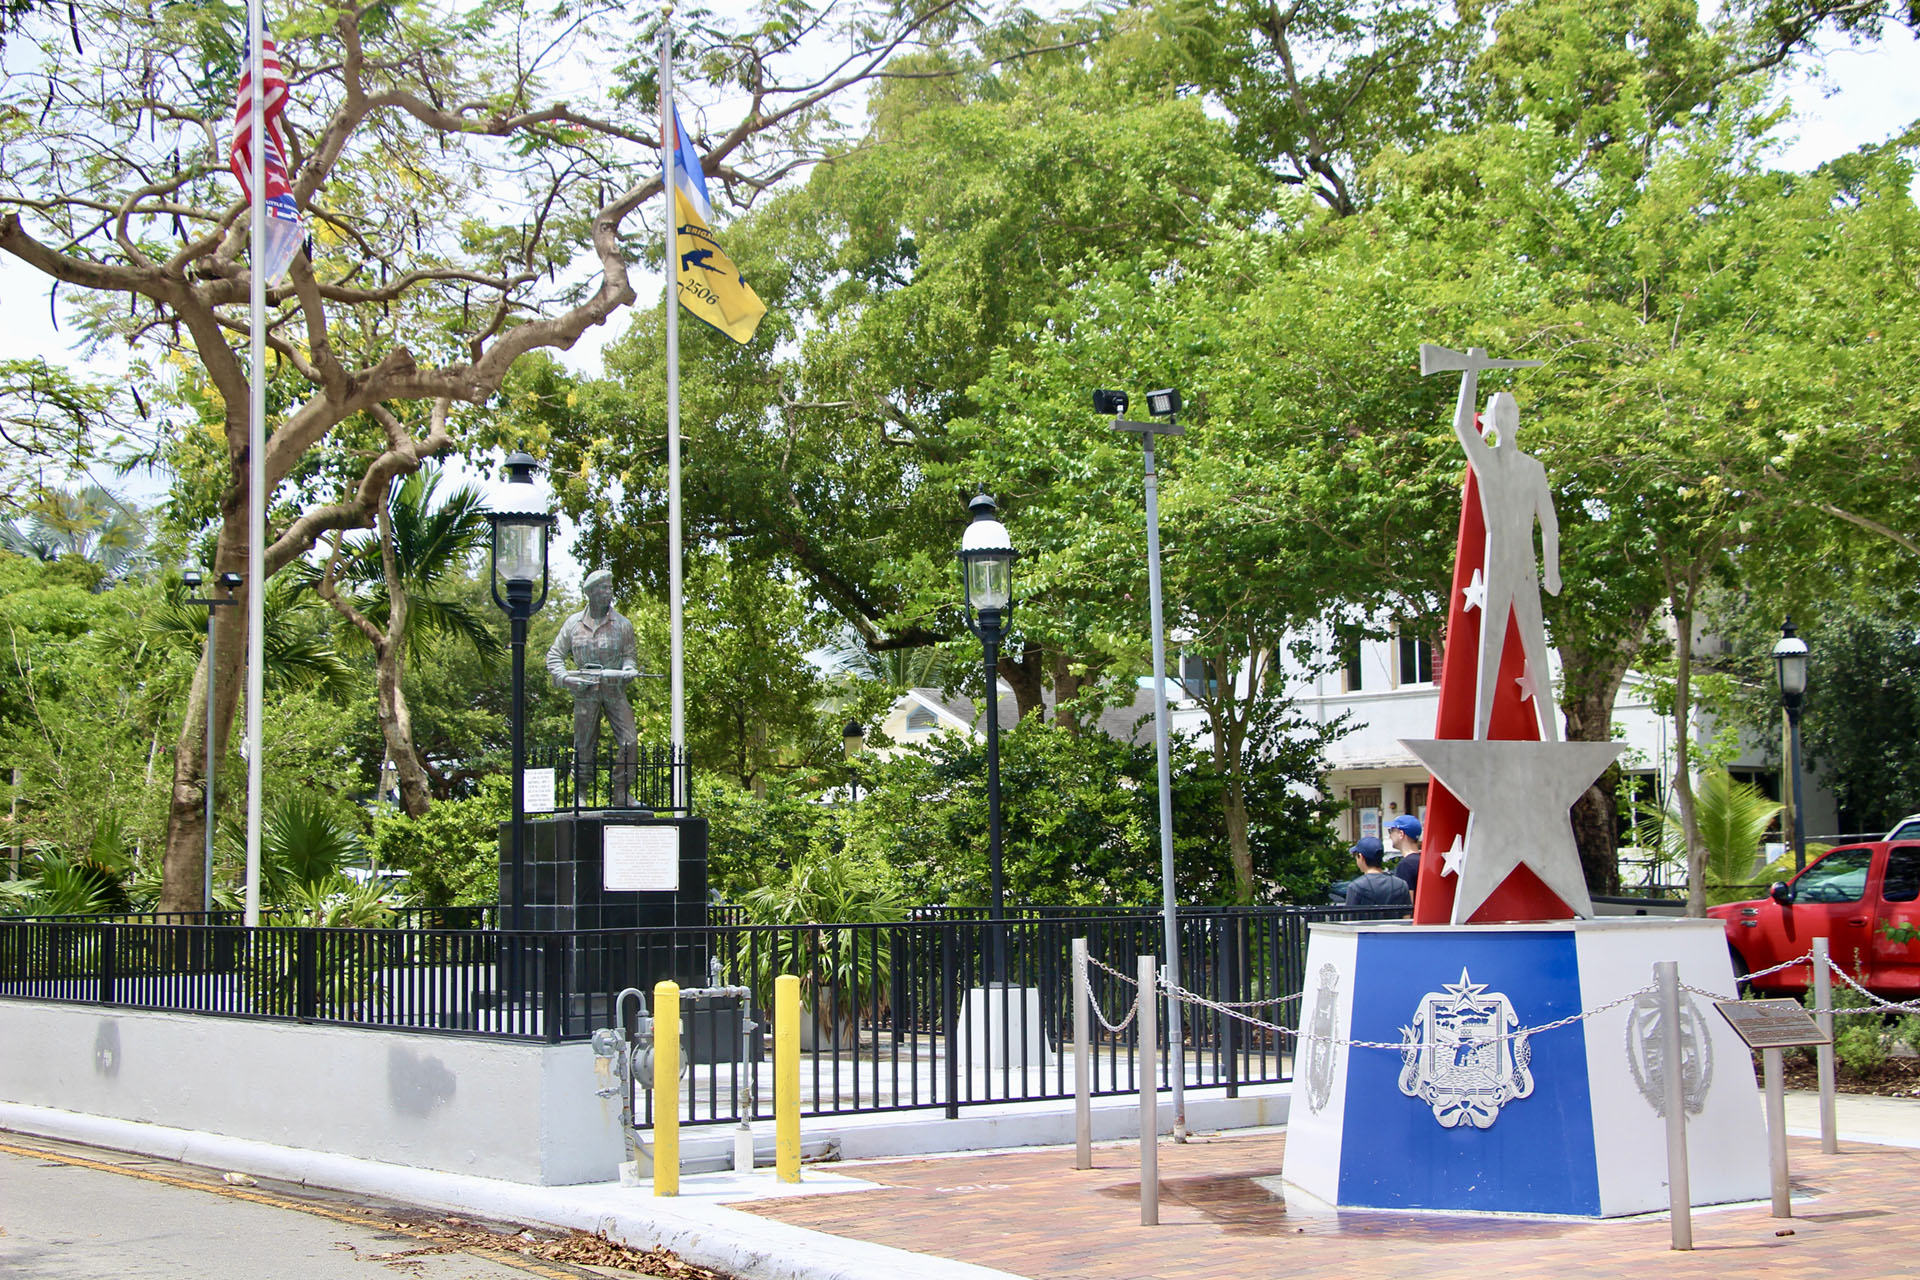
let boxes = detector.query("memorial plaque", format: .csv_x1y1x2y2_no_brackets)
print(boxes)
523,767,556,814
604,824,680,891
1714,998,1830,1049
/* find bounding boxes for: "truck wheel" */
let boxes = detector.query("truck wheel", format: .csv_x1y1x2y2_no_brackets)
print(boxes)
1729,946,1752,994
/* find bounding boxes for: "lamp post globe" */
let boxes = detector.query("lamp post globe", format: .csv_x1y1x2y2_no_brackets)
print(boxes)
486,452,555,932
958,493,1018,981
1773,618,1811,874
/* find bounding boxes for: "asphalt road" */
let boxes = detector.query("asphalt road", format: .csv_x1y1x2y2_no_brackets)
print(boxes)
0,1134,612,1280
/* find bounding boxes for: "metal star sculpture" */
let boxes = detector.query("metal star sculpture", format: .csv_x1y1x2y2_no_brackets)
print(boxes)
1400,738,1624,924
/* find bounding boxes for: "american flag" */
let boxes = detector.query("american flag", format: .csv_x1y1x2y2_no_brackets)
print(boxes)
230,25,303,280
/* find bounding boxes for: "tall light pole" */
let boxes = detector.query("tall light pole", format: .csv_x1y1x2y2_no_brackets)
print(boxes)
1773,618,1810,874
486,453,553,931
1099,386,1188,1140
959,493,1018,982
183,566,243,914
843,720,866,803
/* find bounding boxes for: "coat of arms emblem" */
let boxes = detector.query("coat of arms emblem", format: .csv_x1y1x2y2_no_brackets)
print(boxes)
1305,963,1341,1113
1398,968,1534,1129
1624,986,1713,1117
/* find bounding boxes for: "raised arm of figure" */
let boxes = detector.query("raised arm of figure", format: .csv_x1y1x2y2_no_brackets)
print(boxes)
1537,467,1562,596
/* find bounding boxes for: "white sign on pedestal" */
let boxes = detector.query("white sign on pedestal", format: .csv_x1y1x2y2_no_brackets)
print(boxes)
523,767,556,814
603,824,679,891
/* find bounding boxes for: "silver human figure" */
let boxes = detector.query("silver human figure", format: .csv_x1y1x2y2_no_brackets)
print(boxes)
545,569,642,806
1431,346,1561,741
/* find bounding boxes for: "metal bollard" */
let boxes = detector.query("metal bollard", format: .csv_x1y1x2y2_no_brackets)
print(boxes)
653,980,680,1196
1763,1046,1791,1217
775,974,801,1183
1656,961,1691,1250
1139,953,1158,1226
1811,937,1837,1153
1073,938,1091,1171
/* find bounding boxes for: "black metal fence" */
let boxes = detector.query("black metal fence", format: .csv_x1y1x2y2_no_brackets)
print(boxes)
524,744,689,814
0,904,1407,1124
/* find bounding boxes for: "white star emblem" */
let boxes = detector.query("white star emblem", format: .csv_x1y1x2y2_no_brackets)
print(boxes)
1514,660,1538,704
1440,834,1467,878
1461,568,1487,613
1439,968,1493,1013
1400,738,1623,924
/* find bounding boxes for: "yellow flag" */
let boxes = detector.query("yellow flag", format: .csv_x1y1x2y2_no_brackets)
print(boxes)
673,189,766,345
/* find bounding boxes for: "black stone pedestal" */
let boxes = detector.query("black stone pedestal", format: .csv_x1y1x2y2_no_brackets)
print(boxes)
497,813,711,1020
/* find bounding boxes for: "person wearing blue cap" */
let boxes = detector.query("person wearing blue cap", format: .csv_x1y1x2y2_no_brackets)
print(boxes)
1386,813,1423,900
1346,836,1411,907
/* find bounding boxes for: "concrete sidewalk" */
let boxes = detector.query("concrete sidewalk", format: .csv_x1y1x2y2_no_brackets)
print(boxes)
8,1089,1920,1280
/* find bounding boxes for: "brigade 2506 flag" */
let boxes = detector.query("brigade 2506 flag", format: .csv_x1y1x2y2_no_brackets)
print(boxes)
664,102,766,345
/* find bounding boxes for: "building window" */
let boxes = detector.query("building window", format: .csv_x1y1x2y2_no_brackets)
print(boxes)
1180,653,1218,700
1397,632,1434,686
1340,634,1363,693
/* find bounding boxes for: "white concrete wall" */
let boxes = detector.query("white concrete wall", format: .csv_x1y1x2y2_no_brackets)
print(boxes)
0,1001,626,1185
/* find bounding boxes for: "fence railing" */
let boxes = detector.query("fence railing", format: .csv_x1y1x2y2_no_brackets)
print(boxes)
524,743,689,815
0,904,1408,1124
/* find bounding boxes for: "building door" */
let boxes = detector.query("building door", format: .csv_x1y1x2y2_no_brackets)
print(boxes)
1405,782,1429,828
1351,787,1382,843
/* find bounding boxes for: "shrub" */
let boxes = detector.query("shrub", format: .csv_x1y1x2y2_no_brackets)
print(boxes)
370,775,505,906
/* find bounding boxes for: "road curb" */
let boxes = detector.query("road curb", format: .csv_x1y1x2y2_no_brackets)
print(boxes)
0,1102,1028,1280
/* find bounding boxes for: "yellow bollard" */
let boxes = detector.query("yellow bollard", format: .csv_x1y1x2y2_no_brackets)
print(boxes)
654,980,679,1196
775,974,801,1183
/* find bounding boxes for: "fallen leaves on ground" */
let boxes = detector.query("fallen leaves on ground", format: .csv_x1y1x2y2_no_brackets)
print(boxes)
367,1215,732,1278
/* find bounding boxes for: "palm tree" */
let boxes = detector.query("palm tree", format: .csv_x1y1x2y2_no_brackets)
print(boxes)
0,485,149,578
299,466,497,815
1649,768,1789,906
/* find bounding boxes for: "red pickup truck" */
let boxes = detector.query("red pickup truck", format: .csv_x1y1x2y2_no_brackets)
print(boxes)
1708,841,1920,994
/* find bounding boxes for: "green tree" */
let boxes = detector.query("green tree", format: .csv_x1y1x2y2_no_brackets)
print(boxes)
0,0,996,910
304,466,497,816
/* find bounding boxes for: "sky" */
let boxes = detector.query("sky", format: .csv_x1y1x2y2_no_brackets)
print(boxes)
2,21,1916,532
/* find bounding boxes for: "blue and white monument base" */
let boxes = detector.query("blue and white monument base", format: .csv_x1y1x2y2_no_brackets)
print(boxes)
1281,918,1769,1217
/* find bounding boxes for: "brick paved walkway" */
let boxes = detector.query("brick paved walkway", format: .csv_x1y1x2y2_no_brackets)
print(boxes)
742,1130,1919,1279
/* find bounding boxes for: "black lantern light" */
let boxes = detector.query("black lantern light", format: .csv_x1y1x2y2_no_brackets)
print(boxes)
958,493,1018,979
1773,618,1811,874
486,452,555,931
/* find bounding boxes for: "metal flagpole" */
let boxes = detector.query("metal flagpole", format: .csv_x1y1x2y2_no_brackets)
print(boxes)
659,23,686,807
244,0,267,927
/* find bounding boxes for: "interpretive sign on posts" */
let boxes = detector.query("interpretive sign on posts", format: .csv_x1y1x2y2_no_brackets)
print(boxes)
523,767,556,814
604,824,680,891
1714,999,1831,1049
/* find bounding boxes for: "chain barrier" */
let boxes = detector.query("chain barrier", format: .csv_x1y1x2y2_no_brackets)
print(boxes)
1078,944,1827,1054
1824,957,1920,1016
1074,950,1139,1034
1741,950,1821,983
1153,972,1659,1052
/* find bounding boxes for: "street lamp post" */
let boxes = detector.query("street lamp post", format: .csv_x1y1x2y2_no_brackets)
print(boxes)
183,566,244,914
843,720,866,803
1773,618,1811,874
959,494,1018,982
486,453,554,931
1099,386,1189,1140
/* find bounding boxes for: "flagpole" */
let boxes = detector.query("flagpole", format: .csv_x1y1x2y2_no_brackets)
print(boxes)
660,22,686,807
244,0,266,926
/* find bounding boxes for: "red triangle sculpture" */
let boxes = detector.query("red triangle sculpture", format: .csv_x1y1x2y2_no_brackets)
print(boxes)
1413,423,1578,925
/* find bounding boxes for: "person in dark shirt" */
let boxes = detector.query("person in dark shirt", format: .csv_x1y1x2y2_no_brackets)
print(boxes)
1386,814,1423,900
1346,837,1412,907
